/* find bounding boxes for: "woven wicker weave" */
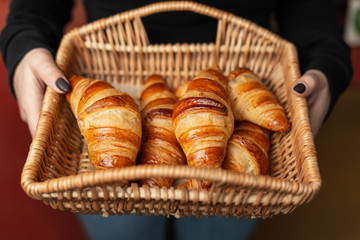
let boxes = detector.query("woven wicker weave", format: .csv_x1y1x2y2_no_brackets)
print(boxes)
21,1,321,219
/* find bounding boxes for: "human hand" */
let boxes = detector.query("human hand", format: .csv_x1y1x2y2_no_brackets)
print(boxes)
13,48,70,138
292,70,330,136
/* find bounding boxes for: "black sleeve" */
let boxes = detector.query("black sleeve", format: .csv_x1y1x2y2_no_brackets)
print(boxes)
0,0,73,96
276,0,353,118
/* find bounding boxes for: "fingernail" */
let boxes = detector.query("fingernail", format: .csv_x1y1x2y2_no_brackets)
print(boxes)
56,78,70,92
293,83,306,94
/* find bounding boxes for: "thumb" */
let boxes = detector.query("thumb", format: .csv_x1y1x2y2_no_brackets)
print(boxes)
31,49,71,93
292,71,319,98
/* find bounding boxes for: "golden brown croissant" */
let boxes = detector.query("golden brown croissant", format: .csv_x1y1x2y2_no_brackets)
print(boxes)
227,68,290,132
173,66,234,190
222,121,270,175
138,74,185,187
66,75,142,171
174,80,190,99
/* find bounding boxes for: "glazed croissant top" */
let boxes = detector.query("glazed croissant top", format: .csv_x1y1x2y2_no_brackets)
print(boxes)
173,66,234,189
138,74,185,187
228,68,290,132
66,75,142,170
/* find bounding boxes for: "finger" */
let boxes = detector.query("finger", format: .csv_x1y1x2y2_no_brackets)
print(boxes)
26,93,43,138
17,92,42,138
38,63,70,93
292,74,316,98
308,98,325,136
292,70,327,99
31,51,71,94
18,77,44,138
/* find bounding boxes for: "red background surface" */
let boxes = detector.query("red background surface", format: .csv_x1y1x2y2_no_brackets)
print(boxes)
0,0,359,239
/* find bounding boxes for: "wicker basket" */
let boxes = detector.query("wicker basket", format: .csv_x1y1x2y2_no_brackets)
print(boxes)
21,1,321,219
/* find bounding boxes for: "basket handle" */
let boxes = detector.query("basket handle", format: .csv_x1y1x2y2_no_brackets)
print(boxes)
112,1,232,49
77,1,236,74
123,1,231,21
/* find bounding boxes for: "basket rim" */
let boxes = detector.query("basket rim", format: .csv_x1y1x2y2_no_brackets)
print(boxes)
21,1,321,207
21,137,319,199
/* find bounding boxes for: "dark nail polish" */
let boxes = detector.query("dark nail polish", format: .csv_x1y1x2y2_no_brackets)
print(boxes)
293,83,306,94
56,78,70,92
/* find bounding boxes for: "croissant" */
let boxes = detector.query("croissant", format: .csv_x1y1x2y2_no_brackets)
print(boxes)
138,74,185,187
173,66,234,190
174,80,190,99
227,68,290,132
222,121,270,175
66,75,142,172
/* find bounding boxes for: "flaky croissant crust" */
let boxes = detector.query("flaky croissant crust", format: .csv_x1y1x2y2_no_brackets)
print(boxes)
173,66,234,190
223,121,270,175
66,75,141,171
139,74,185,188
228,68,290,132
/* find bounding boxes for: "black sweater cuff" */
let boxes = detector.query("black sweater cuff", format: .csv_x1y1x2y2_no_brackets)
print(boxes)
1,28,56,97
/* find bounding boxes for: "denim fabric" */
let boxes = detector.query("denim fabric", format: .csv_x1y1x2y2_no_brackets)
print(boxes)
173,216,257,240
77,213,168,240
77,213,257,240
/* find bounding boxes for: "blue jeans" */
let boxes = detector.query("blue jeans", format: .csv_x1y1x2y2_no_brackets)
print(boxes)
77,213,257,240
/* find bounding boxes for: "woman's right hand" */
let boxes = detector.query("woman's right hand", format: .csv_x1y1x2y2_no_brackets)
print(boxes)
13,48,70,138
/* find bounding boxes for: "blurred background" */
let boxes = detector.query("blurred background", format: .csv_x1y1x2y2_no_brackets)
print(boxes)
0,0,359,239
